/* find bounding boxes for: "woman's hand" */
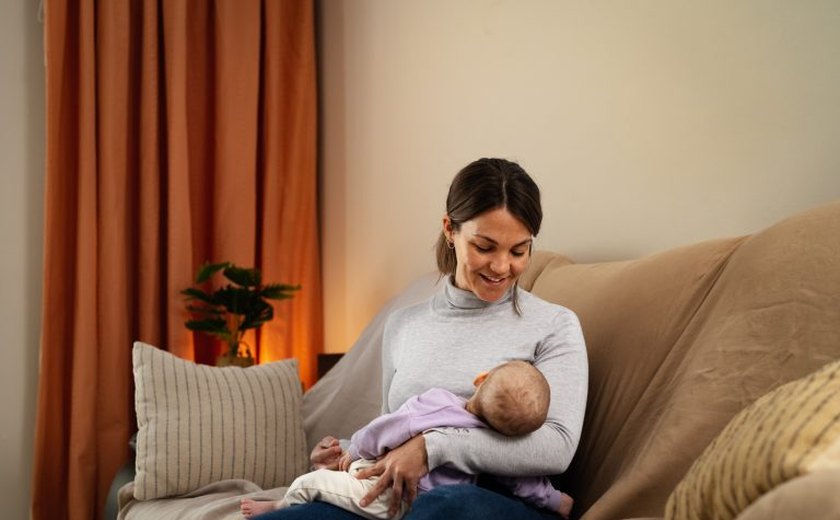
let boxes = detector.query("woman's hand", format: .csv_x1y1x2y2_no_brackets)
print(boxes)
310,436,344,470
354,435,429,517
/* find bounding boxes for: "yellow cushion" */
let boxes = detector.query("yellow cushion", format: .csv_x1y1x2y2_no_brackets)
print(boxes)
665,358,840,520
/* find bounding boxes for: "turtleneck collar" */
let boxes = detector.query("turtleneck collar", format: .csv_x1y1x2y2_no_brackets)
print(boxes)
439,274,514,310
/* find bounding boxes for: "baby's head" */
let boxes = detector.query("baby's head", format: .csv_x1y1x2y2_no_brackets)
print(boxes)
466,360,550,436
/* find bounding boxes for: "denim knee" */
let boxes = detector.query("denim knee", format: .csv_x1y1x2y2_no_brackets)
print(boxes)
408,484,552,520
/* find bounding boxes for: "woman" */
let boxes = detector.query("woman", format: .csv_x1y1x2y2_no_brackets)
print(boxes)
263,158,588,519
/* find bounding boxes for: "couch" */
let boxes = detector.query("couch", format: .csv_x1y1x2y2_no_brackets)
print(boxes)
114,201,840,519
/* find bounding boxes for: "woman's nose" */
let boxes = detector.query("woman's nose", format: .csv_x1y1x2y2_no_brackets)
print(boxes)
489,254,510,275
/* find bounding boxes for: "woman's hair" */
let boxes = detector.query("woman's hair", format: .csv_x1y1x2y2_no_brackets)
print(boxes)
473,360,550,436
435,158,542,312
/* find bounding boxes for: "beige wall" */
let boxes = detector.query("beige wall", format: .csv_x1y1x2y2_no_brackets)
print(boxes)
1,0,44,517
319,0,840,353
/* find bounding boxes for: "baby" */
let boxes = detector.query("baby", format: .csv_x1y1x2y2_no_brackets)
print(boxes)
241,360,573,519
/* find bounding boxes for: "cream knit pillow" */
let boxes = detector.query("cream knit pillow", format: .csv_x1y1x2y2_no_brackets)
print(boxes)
665,358,840,520
132,341,308,500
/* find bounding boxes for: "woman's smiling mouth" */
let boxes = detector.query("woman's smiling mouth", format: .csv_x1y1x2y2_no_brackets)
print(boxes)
480,274,507,285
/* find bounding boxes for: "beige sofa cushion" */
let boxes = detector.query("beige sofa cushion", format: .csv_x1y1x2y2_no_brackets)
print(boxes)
530,237,744,518
132,342,308,500
527,202,840,519
665,359,840,519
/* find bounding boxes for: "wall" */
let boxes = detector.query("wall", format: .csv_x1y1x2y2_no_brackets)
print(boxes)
318,0,840,353
0,0,44,517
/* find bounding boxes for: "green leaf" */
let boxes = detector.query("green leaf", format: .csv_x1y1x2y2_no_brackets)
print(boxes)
214,286,250,314
223,265,261,287
180,287,214,303
241,300,274,330
195,262,230,283
261,283,301,300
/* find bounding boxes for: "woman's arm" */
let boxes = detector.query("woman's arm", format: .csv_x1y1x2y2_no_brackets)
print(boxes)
425,310,588,476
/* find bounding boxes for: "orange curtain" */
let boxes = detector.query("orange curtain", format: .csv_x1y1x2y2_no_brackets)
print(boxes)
31,1,321,519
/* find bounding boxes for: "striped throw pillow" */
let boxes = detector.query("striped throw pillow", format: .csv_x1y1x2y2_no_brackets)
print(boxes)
665,358,840,520
132,341,309,500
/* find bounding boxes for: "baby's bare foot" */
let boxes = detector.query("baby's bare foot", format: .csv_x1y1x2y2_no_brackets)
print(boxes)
557,493,574,519
240,498,285,518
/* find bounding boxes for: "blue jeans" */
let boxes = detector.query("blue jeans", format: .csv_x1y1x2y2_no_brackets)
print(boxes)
255,484,558,520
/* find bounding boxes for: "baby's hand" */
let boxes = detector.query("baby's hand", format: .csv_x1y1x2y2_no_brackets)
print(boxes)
338,451,353,472
311,436,343,470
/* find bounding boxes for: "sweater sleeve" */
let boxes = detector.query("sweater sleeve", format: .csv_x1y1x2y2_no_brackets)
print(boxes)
424,310,588,477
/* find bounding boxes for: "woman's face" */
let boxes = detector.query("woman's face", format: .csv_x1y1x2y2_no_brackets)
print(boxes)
444,207,533,302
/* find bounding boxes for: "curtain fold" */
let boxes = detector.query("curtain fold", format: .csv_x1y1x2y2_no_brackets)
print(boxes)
32,1,320,518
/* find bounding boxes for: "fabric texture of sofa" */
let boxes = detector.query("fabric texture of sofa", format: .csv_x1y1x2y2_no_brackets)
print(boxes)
116,201,840,519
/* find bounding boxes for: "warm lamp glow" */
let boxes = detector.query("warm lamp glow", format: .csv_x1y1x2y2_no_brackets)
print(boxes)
256,322,289,365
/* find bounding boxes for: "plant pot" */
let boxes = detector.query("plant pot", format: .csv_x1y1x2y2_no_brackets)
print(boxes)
216,352,255,368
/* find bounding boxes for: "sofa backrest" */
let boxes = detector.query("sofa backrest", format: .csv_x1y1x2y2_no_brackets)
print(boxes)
527,201,840,519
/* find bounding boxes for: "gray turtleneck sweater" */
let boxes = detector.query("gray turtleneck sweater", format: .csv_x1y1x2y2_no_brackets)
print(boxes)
381,276,588,478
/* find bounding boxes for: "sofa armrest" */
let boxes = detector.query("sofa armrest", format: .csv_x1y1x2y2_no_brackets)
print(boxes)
104,460,135,520
735,469,840,520
104,434,136,520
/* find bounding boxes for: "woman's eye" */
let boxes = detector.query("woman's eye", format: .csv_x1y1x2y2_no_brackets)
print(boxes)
511,250,526,257
474,244,492,253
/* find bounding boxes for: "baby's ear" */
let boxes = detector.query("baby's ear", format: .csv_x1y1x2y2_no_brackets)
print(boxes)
473,371,490,387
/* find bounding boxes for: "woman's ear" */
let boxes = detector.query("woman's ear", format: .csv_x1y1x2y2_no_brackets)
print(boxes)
442,215,453,240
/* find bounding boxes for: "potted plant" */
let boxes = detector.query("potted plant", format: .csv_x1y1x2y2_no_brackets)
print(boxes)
181,261,300,367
